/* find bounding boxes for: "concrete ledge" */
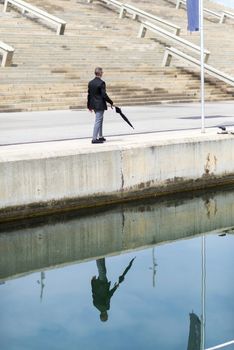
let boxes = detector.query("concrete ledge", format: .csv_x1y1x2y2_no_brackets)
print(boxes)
0,129,234,222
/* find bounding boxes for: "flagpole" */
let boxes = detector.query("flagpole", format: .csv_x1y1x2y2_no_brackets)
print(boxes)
199,0,205,133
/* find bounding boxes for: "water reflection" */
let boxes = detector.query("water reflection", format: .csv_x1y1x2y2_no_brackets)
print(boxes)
187,312,201,350
0,233,233,350
149,248,157,288
92,257,135,322
0,188,233,350
0,187,234,281
37,272,46,302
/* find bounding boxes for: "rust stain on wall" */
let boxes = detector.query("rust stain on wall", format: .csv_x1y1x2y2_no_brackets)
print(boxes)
204,153,217,175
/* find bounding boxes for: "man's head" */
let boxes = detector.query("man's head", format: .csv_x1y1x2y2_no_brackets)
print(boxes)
100,311,108,322
95,67,103,77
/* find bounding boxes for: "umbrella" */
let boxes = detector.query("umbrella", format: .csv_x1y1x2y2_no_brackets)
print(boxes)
115,106,134,129
118,257,136,284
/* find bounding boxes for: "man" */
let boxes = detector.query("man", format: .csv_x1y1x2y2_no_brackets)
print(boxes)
87,67,113,144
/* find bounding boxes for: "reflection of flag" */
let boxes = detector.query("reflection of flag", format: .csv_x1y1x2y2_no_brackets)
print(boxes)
187,0,199,32
187,312,201,350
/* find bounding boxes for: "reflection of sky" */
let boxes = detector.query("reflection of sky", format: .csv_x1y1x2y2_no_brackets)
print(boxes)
212,0,234,9
0,234,233,350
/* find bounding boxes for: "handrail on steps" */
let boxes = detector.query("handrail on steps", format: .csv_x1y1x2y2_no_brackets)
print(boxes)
139,21,210,63
162,46,234,87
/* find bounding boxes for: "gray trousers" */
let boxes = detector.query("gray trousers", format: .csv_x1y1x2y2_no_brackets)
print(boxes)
96,258,107,282
93,110,104,140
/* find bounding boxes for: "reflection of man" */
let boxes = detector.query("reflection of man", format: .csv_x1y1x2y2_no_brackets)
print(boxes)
91,257,135,322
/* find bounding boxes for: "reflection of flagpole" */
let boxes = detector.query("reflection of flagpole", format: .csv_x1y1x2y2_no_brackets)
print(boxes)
199,0,205,133
201,235,234,350
201,235,206,350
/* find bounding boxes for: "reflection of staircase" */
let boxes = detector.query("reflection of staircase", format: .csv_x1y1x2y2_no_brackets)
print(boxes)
0,0,233,112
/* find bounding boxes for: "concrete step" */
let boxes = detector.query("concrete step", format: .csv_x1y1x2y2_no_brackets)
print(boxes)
1,0,233,112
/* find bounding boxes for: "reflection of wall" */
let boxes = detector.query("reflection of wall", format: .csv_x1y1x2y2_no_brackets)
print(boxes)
0,190,234,280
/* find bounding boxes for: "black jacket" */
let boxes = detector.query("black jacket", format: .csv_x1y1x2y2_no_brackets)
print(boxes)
87,77,113,111
91,277,118,313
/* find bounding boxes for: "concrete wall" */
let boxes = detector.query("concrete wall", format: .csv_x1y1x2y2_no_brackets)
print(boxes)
0,131,234,220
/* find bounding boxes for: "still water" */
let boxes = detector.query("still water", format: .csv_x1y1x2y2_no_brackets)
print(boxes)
0,188,234,350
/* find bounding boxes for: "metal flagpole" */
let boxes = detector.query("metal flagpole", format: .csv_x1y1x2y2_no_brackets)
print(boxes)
199,0,205,133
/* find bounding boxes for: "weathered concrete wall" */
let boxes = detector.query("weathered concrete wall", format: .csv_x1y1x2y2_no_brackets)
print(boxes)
0,188,233,281
0,131,234,221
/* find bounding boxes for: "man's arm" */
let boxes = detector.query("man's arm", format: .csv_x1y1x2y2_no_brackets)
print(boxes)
100,81,113,106
87,84,91,109
108,282,119,298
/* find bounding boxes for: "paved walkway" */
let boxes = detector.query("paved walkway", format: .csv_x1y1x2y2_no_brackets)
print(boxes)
0,102,234,146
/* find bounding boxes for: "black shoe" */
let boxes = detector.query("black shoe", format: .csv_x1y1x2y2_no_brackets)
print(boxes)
91,139,103,144
98,137,106,142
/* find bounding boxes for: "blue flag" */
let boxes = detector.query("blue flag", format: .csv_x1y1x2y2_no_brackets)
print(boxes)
187,0,199,32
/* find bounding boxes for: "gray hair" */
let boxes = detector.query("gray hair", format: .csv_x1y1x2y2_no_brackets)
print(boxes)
95,67,103,76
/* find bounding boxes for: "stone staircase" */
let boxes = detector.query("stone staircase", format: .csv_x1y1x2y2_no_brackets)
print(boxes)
0,0,233,112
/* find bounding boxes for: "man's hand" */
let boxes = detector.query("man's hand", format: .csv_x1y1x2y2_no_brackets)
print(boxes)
119,276,124,283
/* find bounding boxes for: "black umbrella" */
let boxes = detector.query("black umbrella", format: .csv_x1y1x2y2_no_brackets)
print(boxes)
115,106,134,129
118,257,136,284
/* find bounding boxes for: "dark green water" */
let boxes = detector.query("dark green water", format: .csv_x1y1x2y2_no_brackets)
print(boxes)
0,189,233,350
